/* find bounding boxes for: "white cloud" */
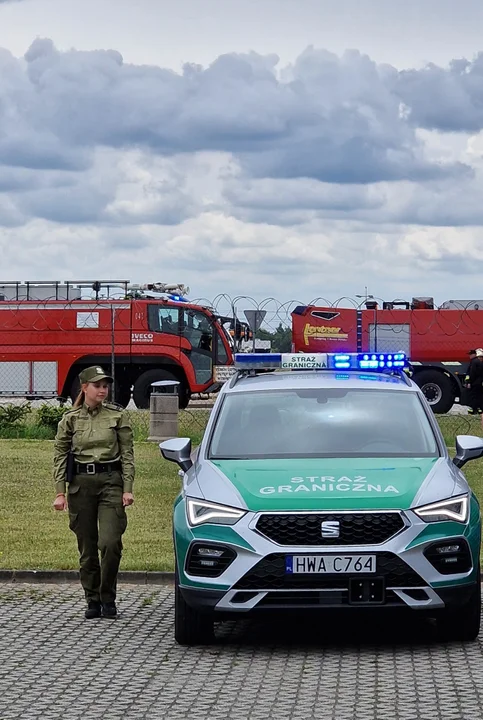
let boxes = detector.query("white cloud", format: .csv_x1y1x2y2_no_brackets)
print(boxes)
1,37,483,307
1,209,478,312
0,39,465,183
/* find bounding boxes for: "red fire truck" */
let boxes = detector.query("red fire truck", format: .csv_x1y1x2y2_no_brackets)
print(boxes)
291,296,483,414
0,280,249,408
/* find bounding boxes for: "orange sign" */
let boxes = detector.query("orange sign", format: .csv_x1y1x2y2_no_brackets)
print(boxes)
303,323,349,345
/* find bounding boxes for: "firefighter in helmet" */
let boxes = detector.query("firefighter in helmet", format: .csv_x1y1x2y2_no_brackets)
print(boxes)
52,366,135,619
465,349,483,415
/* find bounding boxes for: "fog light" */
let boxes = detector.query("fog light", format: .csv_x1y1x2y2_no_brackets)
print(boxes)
436,545,461,554
424,538,472,575
185,543,237,578
197,547,224,558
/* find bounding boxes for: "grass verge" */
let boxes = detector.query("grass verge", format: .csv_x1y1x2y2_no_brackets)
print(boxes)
0,440,180,571
1,413,483,572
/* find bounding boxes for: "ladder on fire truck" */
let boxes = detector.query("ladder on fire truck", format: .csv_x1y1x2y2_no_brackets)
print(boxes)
0,280,190,301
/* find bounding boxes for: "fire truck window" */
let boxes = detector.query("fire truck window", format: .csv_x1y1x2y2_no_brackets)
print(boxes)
216,331,228,363
183,310,213,350
148,307,180,334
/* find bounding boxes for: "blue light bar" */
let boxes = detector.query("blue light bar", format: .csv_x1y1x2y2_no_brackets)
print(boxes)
234,352,408,371
357,353,406,370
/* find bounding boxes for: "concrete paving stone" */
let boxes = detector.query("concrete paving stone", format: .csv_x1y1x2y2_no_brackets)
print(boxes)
2,582,483,719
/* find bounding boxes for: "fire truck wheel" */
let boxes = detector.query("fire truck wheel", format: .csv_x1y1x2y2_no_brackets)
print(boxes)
133,369,186,410
113,382,132,408
414,369,454,414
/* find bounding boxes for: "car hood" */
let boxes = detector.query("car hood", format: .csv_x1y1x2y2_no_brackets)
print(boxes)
206,457,453,512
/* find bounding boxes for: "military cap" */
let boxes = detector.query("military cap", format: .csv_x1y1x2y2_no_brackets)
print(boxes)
79,365,113,384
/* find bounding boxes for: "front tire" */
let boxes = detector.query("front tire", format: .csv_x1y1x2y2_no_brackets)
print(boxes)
174,572,214,646
436,571,481,642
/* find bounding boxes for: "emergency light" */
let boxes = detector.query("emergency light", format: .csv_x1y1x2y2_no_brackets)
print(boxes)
234,352,407,371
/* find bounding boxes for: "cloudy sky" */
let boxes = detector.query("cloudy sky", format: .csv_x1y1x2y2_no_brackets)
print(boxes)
2,0,483,314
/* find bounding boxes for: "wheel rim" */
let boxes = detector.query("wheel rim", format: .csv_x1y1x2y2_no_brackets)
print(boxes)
421,382,443,405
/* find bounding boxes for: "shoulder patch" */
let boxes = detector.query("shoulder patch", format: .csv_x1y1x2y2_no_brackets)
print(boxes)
103,402,124,411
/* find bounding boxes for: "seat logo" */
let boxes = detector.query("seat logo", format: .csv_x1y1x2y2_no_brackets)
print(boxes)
321,520,340,538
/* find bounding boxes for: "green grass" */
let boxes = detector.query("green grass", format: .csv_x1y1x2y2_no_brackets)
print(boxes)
436,414,483,446
0,440,181,571
1,412,483,572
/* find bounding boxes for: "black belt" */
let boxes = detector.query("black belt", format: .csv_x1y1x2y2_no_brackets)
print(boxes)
76,461,122,475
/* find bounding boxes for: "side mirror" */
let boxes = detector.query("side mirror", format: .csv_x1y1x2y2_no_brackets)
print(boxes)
159,438,192,472
453,435,483,468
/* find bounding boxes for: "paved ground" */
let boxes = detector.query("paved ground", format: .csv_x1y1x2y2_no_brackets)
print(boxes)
2,583,483,719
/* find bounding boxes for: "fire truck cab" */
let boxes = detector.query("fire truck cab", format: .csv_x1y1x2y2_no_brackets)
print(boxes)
0,280,249,408
291,296,481,414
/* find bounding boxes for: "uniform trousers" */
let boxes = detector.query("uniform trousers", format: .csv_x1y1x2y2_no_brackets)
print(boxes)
67,469,127,603
469,383,483,413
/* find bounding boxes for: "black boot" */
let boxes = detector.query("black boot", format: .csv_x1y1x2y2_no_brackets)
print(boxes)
85,601,102,619
101,602,117,618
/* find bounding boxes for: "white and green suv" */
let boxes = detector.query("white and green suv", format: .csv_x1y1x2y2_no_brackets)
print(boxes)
160,352,482,646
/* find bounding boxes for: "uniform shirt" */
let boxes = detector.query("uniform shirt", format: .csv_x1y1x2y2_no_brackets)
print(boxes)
53,402,135,495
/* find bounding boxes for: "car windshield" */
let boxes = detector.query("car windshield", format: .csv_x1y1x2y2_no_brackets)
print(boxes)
208,388,440,459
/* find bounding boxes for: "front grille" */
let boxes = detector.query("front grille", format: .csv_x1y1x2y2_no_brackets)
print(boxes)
256,512,405,546
234,553,425,590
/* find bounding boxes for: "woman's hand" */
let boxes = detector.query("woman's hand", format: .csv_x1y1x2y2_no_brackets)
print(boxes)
123,492,134,507
53,493,67,511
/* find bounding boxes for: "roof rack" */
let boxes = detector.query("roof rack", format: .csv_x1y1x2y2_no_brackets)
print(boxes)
0,280,189,301
0,280,130,301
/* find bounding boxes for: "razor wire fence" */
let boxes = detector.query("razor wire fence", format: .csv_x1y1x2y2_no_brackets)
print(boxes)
1,289,483,444
3,289,483,358
1,290,483,361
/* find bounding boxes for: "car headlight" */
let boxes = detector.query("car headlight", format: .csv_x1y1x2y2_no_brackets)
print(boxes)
413,494,469,523
186,498,247,527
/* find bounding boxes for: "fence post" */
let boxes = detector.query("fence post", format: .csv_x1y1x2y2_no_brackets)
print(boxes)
147,380,180,442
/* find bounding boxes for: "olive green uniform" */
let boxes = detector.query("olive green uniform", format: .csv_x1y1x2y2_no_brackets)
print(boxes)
53,402,134,604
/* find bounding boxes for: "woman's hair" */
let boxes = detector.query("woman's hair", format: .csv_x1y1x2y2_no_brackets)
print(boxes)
73,389,85,408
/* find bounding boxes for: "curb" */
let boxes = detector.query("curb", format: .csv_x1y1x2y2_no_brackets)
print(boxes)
0,570,175,585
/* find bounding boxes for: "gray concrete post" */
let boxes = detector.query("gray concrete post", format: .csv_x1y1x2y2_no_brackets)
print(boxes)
148,380,180,442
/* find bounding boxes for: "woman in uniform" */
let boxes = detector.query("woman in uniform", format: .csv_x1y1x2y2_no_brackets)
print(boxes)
53,366,135,619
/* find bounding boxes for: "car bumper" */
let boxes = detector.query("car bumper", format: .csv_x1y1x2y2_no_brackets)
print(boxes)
179,580,479,614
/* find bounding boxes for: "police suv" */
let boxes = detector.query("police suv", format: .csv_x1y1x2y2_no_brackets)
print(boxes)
160,352,482,645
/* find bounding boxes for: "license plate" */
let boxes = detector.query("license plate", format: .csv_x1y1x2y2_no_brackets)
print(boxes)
285,555,376,574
